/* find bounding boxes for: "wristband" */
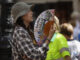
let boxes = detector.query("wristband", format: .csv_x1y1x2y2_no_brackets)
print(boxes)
46,38,50,42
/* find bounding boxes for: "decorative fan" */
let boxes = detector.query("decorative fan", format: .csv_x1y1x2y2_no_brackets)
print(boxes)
34,9,55,46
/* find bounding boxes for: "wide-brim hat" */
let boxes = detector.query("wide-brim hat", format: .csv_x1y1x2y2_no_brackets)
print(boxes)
11,2,32,23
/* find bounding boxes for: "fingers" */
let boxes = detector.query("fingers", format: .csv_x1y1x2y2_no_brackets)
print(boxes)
50,25,55,31
53,25,56,31
50,25,53,30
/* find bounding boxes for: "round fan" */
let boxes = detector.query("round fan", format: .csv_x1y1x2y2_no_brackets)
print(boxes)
34,9,55,45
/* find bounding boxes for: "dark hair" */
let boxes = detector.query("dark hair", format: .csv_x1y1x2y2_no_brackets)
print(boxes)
14,16,36,44
15,17,26,29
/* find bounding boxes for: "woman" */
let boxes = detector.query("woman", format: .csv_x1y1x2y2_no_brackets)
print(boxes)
46,17,71,60
11,2,54,60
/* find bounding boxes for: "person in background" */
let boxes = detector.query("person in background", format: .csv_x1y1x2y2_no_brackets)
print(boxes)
46,16,71,60
71,11,80,41
60,23,80,60
11,2,54,60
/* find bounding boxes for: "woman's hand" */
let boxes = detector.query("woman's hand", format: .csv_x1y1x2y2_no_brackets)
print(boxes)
45,25,56,44
48,25,56,40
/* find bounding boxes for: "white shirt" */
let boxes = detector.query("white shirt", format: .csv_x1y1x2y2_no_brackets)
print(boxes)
68,40,80,60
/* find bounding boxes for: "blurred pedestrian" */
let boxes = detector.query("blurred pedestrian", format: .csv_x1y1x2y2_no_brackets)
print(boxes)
71,11,80,41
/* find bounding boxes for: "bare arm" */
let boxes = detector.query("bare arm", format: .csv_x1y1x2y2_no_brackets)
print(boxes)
65,56,72,60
